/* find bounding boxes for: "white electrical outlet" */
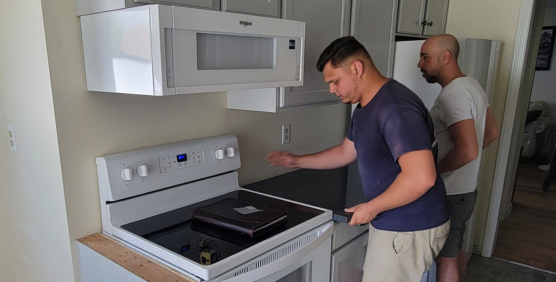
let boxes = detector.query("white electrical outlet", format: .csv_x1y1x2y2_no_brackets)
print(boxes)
8,124,17,152
282,124,291,144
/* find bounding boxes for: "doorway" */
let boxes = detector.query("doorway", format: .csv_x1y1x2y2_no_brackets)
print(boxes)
487,0,556,273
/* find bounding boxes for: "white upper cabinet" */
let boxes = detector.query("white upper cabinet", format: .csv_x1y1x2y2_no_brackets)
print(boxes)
222,0,281,18
351,0,397,78
396,0,448,37
227,0,351,112
279,0,351,108
422,0,448,36
76,0,220,15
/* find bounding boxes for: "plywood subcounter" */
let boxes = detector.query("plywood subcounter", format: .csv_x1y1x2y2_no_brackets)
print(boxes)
78,233,196,282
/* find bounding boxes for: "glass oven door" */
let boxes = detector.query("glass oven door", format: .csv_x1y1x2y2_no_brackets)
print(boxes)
211,222,333,282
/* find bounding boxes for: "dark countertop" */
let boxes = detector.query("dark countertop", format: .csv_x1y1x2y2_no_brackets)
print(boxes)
244,162,367,223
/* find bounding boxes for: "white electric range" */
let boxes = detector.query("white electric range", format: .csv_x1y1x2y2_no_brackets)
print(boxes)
95,135,333,281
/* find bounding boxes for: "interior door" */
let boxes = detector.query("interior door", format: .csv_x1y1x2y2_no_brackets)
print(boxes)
280,0,351,108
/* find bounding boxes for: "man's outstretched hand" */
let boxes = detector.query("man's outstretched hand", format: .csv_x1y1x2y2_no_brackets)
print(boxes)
266,151,299,168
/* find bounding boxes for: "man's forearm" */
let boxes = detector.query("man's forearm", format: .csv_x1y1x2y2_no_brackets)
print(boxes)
483,134,498,149
267,137,357,170
366,167,435,215
437,147,477,174
296,143,356,169
483,107,500,149
482,124,500,149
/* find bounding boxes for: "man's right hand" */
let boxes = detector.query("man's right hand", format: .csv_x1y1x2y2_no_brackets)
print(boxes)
265,138,357,170
266,151,299,168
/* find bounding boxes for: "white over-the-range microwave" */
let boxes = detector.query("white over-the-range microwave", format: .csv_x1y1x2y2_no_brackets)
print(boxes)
79,5,305,95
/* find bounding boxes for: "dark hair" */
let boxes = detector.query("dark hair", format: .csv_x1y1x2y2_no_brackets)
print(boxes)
316,36,372,72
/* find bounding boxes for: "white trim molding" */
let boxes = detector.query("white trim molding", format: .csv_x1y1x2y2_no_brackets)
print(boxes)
482,0,536,257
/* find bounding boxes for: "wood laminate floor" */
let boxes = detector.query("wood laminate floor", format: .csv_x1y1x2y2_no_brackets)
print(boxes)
493,161,556,272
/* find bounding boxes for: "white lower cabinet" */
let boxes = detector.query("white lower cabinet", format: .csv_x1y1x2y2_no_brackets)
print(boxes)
330,230,368,282
78,243,146,282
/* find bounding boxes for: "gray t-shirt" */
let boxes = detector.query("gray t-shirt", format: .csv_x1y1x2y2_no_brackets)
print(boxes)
430,77,489,195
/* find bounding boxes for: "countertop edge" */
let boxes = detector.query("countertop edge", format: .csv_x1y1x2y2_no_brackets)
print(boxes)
78,233,197,282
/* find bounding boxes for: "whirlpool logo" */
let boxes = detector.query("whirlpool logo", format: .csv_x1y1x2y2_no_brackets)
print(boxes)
240,20,253,27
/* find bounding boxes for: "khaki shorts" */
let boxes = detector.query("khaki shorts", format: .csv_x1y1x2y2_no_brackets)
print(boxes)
438,189,478,257
362,220,450,282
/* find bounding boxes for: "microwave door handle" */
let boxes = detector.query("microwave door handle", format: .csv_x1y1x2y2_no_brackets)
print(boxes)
222,222,333,282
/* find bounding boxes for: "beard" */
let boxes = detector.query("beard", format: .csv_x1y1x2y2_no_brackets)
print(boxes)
421,69,439,84
421,70,438,84
341,81,358,104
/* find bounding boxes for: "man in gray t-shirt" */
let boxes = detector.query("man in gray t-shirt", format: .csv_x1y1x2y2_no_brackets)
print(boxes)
418,34,500,282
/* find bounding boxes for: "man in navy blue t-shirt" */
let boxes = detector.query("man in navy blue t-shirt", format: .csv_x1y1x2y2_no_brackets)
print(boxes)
267,36,449,282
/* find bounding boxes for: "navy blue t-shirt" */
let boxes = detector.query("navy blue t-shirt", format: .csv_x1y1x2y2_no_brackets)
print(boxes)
348,79,448,232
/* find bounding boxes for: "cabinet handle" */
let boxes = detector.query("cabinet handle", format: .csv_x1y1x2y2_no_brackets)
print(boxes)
427,21,434,27
421,20,428,26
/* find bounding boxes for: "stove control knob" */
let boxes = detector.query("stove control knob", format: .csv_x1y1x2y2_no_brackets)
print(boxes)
136,165,148,177
226,147,236,158
120,168,132,181
215,149,225,160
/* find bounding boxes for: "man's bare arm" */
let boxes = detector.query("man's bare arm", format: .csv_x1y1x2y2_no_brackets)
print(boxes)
266,137,357,170
483,107,500,149
437,119,479,174
345,149,437,226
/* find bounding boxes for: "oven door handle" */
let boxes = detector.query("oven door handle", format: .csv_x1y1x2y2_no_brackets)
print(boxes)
222,221,334,282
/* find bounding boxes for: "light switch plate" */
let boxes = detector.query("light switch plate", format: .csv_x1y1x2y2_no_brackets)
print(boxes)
8,124,17,152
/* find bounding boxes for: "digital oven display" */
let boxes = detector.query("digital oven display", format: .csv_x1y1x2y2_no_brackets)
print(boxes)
177,154,187,162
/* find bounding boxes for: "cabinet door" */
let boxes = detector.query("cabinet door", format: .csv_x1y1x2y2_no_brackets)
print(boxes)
331,231,368,282
135,0,220,10
222,0,281,18
351,0,397,78
422,0,448,36
396,0,427,35
280,0,351,108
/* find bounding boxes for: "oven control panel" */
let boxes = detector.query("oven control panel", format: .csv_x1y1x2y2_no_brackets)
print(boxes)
158,149,205,173
97,135,241,202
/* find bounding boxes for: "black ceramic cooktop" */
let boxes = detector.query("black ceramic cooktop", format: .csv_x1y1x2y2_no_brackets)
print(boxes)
244,163,367,223
121,190,324,266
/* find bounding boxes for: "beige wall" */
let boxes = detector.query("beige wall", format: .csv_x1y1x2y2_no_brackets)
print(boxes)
0,1,75,281
445,0,523,251
38,0,347,279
